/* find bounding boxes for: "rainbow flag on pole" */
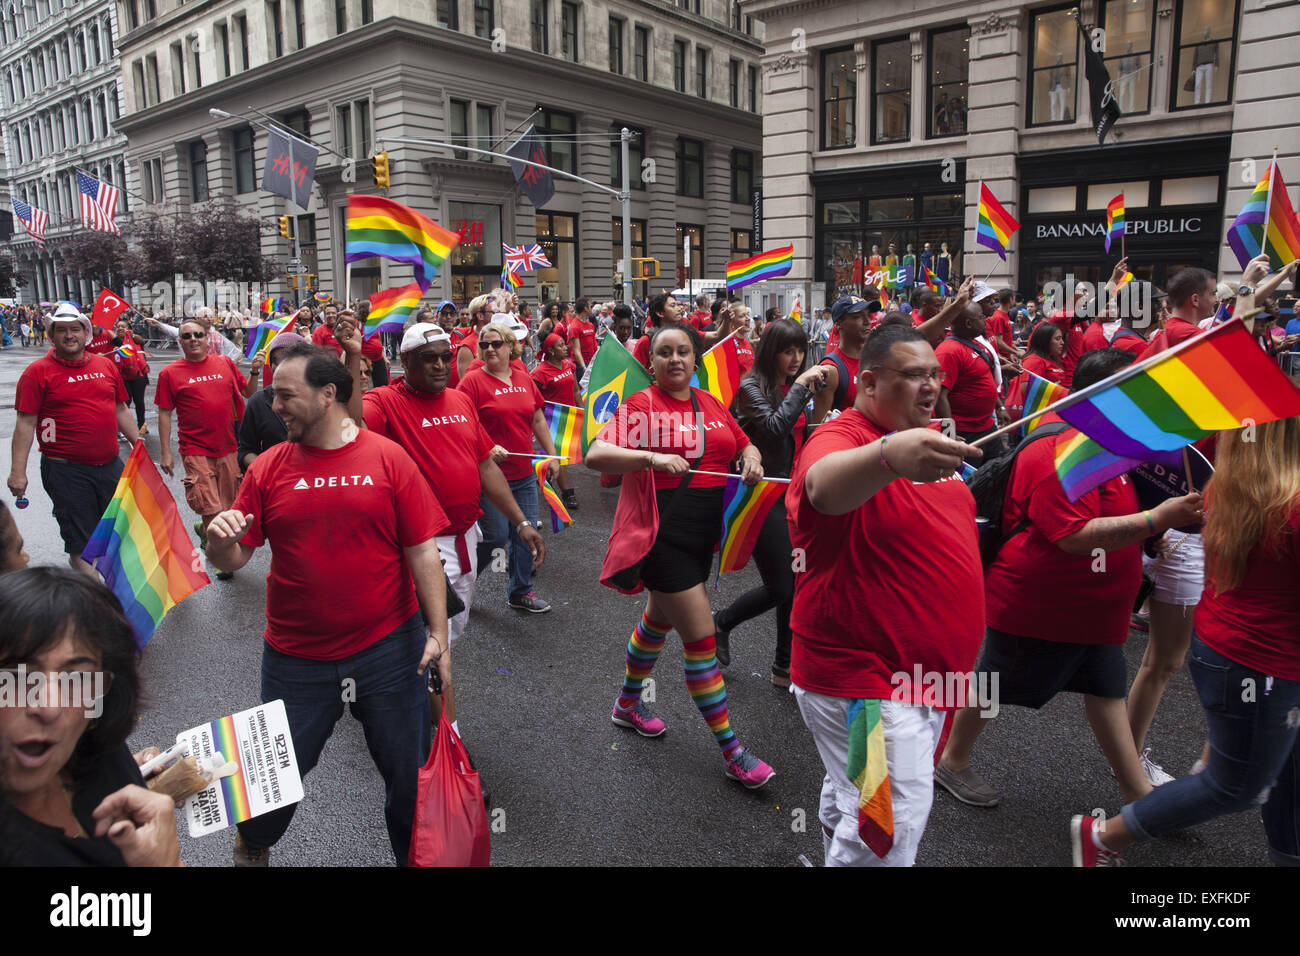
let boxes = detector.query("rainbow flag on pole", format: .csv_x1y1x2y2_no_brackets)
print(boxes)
1226,160,1300,271
542,402,584,464
726,245,794,291
245,318,290,359
345,195,460,291
923,265,951,296
847,698,893,858
365,283,424,339
533,458,572,533
691,333,743,406
1020,371,1069,437
113,341,137,360
976,183,1020,260
718,476,785,573
1105,194,1125,254
500,265,522,290
260,296,286,316
81,442,211,647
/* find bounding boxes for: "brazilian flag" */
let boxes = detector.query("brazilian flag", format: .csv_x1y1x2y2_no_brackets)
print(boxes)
582,336,652,454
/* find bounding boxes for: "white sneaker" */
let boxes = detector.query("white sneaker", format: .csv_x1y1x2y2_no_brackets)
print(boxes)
1140,747,1175,786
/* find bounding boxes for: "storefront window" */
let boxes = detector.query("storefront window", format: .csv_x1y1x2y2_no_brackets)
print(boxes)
820,204,962,303
676,223,703,281
820,47,855,150
868,196,914,221
449,202,502,303
536,212,578,301
1102,0,1154,115
731,229,752,258
823,201,860,225
1172,0,1237,109
1028,6,1077,126
928,27,969,137
872,36,910,144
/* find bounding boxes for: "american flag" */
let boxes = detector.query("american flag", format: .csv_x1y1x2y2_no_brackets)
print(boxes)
11,198,48,247
78,171,121,234
503,243,552,272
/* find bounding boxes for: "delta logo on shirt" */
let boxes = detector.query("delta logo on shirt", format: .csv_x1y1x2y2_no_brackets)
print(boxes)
493,385,529,397
65,371,110,384
187,374,226,385
421,414,471,428
293,474,376,490
677,417,730,435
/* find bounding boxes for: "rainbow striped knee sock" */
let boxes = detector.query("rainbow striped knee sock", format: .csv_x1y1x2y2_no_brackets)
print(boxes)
683,636,741,760
616,613,669,712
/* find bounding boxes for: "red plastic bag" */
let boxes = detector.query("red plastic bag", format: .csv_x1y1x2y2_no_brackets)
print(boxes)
408,713,491,867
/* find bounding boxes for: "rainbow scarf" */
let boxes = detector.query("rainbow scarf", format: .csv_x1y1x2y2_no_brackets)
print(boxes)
726,245,794,291
542,402,583,465
80,442,211,647
691,334,743,406
718,476,784,573
846,698,893,858
245,318,289,359
1227,160,1300,270
533,458,572,532
1020,371,1069,437
365,283,424,340
976,183,1020,260
345,195,460,291
1105,194,1125,254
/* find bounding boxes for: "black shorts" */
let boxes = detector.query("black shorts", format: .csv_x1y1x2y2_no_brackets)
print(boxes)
41,455,124,557
639,487,723,594
975,626,1127,709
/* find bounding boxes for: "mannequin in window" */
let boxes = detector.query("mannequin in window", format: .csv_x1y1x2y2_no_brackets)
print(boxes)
1193,27,1218,105
903,243,918,290
851,242,864,288
936,241,953,284
1049,53,1069,122
885,242,899,289
920,241,934,275
934,91,951,135
868,243,882,275
1118,42,1140,113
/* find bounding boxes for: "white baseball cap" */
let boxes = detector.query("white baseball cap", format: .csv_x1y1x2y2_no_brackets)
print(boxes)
49,302,93,333
399,323,452,354
970,282,997,303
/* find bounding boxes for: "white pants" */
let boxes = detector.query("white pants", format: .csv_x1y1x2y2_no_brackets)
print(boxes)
1194,63,1214,104
436,522,482,648
1049,84,1067,122
794,685,946,867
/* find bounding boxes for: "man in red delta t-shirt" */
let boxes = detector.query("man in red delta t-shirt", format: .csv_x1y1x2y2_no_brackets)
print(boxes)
564,297,598,373
10,303,138,572
155,319,261,565
787,324,982,866
811,293,874,424
207,342,450,867
1139,267,1218,359
936,349,1205,812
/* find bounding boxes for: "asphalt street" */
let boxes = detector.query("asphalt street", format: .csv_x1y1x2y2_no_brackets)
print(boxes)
0,341,1271,867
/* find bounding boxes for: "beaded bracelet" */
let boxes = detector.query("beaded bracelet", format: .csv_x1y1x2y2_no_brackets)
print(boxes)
1142,510,1156,534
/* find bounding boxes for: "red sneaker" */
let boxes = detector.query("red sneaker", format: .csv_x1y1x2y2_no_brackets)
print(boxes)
1070,814,1123,867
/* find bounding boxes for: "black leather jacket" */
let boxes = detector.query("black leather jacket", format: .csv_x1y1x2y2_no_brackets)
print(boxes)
734,377,813,479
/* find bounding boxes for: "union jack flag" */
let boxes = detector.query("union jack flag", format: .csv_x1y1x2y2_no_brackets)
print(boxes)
11,198,48,247
78,171,121,234
503,243,552,272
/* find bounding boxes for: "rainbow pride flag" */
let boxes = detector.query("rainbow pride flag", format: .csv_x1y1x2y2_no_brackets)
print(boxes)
345,195,460,291
1114,270,1134,290
1105,194,1125,254
81,442,211,647
533,458,572,533
245,318,289,359
976,183,1020,261
790,295,802,323
1227,160,1300,270
1057,318,1300,459
211,714,254,822
1020,371,1069,437
365,283,424,340
500,266,522,290
718,476,784,573
543,402,583,464
878,285,892,312
1053,433,1185,502
113,341,137,360
260,296,285,315
691,334,743,406
846,698,893,858
923,265,951,296
726,245,794,291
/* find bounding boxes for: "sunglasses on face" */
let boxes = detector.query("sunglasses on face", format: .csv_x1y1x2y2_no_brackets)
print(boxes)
481,340,505,350
179,331,204,340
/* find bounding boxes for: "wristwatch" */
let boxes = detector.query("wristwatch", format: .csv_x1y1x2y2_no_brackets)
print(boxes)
1237,284,1254,297
516,519,532,534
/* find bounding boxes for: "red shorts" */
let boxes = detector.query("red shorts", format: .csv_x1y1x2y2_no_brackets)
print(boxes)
182,453,240,516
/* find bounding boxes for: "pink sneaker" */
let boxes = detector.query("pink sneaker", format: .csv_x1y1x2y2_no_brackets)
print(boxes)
724,748,776,789
611,700,666,737
1070,814,1123,867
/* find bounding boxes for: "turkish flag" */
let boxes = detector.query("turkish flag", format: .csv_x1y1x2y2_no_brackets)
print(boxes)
91,288,129,330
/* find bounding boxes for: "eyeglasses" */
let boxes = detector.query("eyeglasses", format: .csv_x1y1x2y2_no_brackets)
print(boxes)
873,366,945,384
179,332,204,340
481,340,505,350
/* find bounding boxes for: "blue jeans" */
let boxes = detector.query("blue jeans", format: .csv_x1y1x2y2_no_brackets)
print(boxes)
1121,633,1300,865
477,473,538,602
236,613,431,865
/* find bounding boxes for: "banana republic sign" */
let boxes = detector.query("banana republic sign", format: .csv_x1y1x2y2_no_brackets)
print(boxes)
1032,216,1207,241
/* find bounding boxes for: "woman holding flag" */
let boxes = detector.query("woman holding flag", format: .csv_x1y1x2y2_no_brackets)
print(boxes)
586,323,776,789
110,318,150,436
1021,322,1067,385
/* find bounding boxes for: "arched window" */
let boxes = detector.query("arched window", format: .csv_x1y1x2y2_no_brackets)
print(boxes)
95,93,106,136
74,32,85,72
89,24,99,65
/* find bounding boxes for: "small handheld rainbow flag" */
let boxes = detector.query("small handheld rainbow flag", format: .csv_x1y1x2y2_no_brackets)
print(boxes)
691,333,743,406
1105,193,1125,254
346,195,460,291
81,442,211,647
847,698,893,858
542,402,584,465
245,318,289,359
1114,270,1134,290
718,475,784,574
726,245,794,291
1020,371,1069,437
113,341,137,360
878,285,892,312
1053,433,1184,502
533,458,572,532
260,296,286,315
923,265,951,297
790,295,802,323
976,183,1021,261
1227,159,1300,271
500,265,522,290
365,283,424,340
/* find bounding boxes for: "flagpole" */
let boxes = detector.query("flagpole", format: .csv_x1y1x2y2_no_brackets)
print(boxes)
968,313,1261,448
1262,146,1279,268
689,469,791,484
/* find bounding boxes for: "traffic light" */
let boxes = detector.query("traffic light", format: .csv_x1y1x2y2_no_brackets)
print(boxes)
373,151,390,189
278,216,291,239
630,257,659,279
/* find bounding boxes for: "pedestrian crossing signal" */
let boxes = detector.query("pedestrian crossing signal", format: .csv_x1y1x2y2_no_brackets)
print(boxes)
373,151,390,189
278,216,291,239
630,257,659,279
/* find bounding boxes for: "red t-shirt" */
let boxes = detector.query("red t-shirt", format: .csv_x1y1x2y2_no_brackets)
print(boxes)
936,338,998,432
1081,321,1109,352
456,366,544,480
311,323,341,355
986,310,1013,348
154,354,247,457
633,334,653,371
14,352,127,464
1109,328,1148,355
597,386,749,490
85,329,117,355
566,318,597,365
787,410,984,700
820,346,860,411
363,381,495,535
447,331,478,389
234,429,448,660
735,337,755,376
1196,506,1300,680
531,359,580,407
1048,311,1087,387
1138,316,1202,360
109,335,149,379
688,309,711,331
1021,353,1066,384
985,415,1142,645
